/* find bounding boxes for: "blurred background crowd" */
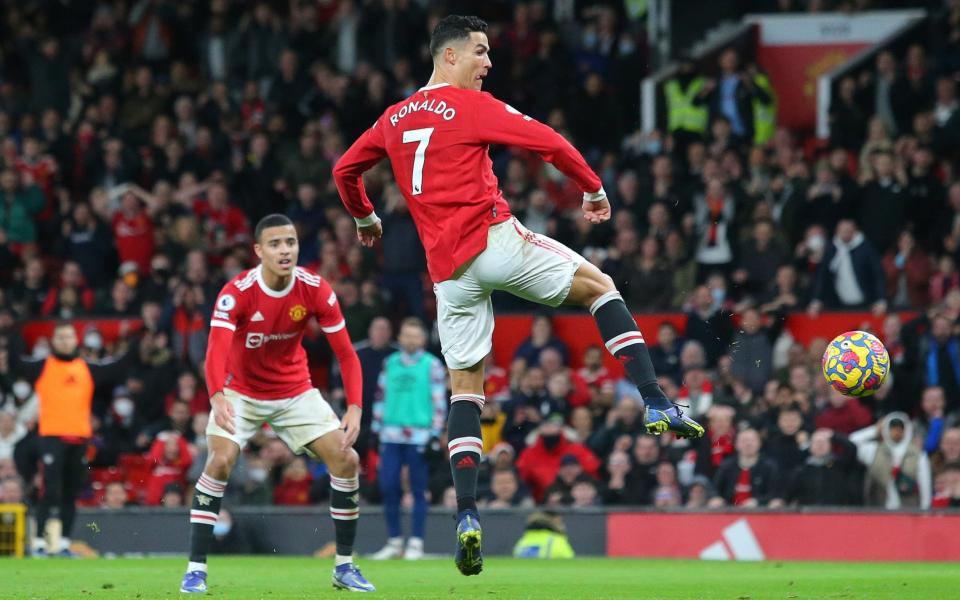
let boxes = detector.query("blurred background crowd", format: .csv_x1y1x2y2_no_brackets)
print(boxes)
0,0,959,522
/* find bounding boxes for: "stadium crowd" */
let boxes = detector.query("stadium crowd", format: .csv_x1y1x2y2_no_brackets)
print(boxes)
0,0,959,521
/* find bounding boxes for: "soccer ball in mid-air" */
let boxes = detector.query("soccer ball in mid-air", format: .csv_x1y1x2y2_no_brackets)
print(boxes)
821,330,890,397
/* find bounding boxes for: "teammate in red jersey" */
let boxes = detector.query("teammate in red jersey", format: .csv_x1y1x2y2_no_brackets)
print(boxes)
179,214,375,594
333,16,704,577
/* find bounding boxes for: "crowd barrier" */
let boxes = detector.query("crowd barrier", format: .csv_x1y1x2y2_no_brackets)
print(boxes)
68,507,960,560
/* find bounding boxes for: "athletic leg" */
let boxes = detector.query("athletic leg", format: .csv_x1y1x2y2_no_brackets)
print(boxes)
59,442,87,553
376,442,404,553
499,219,703,438
186,436,239,575
182,388,258,593
37,436,64,554
406,443,430,559
435,266,491,576
566,261,704,438
309,430,375,592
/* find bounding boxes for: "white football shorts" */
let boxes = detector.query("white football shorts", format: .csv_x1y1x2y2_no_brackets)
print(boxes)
206,388,341,456
434,217,584,370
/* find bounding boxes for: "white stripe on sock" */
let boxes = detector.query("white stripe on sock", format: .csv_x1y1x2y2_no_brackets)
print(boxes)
451,394,485,408
448,436,483,457
604,330,645,352
589,290,623,315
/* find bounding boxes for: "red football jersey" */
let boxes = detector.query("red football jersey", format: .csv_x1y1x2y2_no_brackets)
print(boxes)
208,266,345,399
334,83,603,282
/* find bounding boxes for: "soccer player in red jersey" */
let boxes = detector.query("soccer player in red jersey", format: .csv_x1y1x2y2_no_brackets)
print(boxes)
179,214,375,593
333,16,705,576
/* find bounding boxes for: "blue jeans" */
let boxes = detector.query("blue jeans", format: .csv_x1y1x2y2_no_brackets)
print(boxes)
378,442,429,538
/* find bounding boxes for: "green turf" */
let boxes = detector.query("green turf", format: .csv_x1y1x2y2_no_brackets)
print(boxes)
0,557,957,600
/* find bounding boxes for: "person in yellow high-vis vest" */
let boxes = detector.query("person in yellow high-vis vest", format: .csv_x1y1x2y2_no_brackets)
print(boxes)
663,61,710,151
750,64,778,146
3,322,131,556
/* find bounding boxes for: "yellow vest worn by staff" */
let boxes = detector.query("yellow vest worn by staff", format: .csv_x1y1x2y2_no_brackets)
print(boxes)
513,529,576,559
664,77,709,135
752,73,777,145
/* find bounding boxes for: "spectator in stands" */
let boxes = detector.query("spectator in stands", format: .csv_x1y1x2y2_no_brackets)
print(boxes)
915,386,949,455
587,396,644,459
380,186,427,320
698,48,771,142
685,285,735,367
57,202,118,290
852,413,932,509
101,481,129,509
932,427,960,476
693,179,736,278
482,468,532,509
830,76,869,151
917,313,960,409
0,476,24,504
0,168,45,249
649,322,683,386
333,317,396,457
882,230,932,309
764,405,808,475
929,255,960,304
272,457,312,506
808,219,886,317
709,428,784,508
516,414,600,504
652,462,682,508
144,432,193,506
735,219,788,299
758,264,802,315
787,429,860,506
815,388,873,435
513,315,570,367
859,150,908,254
112,188,156,274
0,410,25,461
729,308,775,395
237,456,273,506
623,236,672,311
544,455,591,507
695,404,736,478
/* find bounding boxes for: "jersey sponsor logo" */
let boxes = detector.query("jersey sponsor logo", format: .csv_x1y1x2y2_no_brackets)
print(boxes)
251,311,265,322
213,310,230,320
217,294,237,312
389,98,456,126
245,331,297,348
327,291,337,306
289,304,308,322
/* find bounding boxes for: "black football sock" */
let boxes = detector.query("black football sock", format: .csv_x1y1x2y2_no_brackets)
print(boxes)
447,395,484,514
330,474,360,561
188,473,226,567
591,291,669,407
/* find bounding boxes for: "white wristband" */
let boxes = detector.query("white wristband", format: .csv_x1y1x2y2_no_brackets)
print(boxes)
583,187,607,203
355,212,381,227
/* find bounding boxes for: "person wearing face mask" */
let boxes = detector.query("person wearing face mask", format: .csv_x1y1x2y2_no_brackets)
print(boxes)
515,413,600,504
0,321,133,556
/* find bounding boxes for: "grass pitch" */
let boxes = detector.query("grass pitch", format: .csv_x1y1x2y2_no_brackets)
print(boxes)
0,556,956,599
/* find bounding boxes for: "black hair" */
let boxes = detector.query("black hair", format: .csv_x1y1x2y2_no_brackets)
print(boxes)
254,213,294,242
429,15,488,58
53,320,74,333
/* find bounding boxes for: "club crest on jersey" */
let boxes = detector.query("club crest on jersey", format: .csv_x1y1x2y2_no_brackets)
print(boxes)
289,304,308,322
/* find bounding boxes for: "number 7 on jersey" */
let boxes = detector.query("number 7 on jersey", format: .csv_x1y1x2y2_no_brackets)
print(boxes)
402,127,434,195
